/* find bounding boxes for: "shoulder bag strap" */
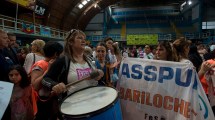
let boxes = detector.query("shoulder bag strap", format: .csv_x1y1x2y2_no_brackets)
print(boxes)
33,53,36,64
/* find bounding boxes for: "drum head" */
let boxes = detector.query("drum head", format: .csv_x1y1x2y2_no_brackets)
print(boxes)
60,86,118,118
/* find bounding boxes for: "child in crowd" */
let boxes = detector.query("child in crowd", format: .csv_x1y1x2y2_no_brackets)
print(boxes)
8,65,34,120
95,42,112,86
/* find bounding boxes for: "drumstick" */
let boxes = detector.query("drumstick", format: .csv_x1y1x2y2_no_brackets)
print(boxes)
39,71,100,101
65,70,100,89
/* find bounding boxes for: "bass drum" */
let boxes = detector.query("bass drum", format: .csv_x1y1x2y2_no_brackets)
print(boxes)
60,86,123,120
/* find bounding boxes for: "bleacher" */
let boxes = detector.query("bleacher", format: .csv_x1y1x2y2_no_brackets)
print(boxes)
0,14,66,40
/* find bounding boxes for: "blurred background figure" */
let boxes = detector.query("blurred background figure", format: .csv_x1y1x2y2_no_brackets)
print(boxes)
3,33,19,65
104,37,122,63
17,47,29,66
137,46,144,58
130,45,137,58
143,44,154,59
84,46,94,61
23,39,45,74
197,44,208,61
188,44,203,71
122,47,128,58
203,44,215,61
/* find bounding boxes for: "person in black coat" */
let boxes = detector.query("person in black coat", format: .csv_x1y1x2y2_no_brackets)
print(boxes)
3,33,20,65
0,30,12,120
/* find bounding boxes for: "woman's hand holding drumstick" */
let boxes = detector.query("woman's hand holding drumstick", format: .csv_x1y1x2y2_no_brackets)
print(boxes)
51,69,103,95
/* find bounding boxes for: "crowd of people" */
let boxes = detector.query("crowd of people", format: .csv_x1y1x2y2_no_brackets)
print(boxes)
0,28,215,120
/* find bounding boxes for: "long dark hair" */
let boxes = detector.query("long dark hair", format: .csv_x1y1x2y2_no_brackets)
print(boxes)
43,41,63,58
189,44,203,71
157,41,175,61
8,65,30,89
172,37,191,62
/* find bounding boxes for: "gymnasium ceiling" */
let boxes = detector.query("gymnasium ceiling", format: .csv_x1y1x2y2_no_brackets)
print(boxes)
47,0,186,30
1,0,215,31
46,0,215,31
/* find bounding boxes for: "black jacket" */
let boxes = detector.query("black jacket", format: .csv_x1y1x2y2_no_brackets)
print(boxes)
0,49,11,120
0,49,12,81
42,56,70,95
3,47,19,65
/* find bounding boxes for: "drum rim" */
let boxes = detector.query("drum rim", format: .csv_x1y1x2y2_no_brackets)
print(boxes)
59,86,119,119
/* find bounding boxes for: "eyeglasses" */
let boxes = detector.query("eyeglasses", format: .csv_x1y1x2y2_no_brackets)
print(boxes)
65,29,78,40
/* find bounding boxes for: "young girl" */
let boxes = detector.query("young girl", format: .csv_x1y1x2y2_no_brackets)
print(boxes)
8,65,34,120
95,42,111,86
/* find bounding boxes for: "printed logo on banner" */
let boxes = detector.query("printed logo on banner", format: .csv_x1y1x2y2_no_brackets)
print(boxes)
199,95,209,119
193,74,209,119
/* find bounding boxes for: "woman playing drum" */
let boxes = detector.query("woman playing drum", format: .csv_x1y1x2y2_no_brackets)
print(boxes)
41,29,104,119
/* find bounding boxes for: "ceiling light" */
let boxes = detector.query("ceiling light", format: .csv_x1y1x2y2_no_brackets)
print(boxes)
82,0,87,5
78,4,83,9
181,1,186,6
94,4,97,8
87,0,90,1
188,1,192,5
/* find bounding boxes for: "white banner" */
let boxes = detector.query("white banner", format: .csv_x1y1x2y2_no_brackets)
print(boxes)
118,58,214,120
0,81,14,119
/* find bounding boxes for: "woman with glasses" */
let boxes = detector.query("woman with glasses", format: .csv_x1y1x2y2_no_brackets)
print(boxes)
41,29,104,119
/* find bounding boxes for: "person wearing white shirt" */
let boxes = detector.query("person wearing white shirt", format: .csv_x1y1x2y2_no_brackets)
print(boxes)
23,39,45,74
143,45,154,59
